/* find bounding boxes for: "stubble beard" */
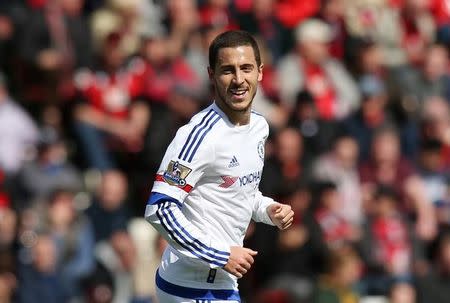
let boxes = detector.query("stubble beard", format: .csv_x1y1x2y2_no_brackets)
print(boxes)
215,84,256,114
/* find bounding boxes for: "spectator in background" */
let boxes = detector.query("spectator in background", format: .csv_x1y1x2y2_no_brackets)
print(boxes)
417,139,449,215
73,30,150,171
250,183,327,303
128,218,166,303
353,40,385,79
344,0,434,68
0,199,17,255
416,231,450,303
0,252,17,303
312,245,361,303
0,72,39,176
19,0,93,105
343,74,393,161
359,185,423,296
359,127,437,240
399,0,436,67
16,127,83,208
199,0,238,31
389,44,450,125
313,181,361,249
94,231,137,303
260,127,311,198
274,0,320,29
164,0,201,60
134,25,199,106
90,0,147,59
85,170,131,242
389,281,417,303
278,18,360,119
237,0,290,64
431,0,450,45
313,133,363,225
317,0,347,60
17,233,69,303
420,97,450,170
0,2,23,93
288,90,337,158
44,189,95,300
0,199,17,303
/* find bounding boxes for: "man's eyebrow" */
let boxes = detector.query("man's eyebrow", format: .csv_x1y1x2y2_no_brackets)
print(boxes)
240,64,254,69
218,64,235,69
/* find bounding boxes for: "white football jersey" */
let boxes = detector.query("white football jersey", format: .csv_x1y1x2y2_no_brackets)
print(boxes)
145,102,276,300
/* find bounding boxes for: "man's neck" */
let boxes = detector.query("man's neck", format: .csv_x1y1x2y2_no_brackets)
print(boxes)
215,100,251,126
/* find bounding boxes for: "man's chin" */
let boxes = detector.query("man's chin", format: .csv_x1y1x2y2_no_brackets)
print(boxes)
228,99,252,112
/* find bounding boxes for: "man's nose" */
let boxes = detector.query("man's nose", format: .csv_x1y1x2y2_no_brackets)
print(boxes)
233,70,244,84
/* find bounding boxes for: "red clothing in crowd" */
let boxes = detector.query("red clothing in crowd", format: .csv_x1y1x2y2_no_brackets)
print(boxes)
130,57,199,104
275,0,320,28
359,158,415,209
304,63,337,120
371,216,412,273
430,0,450,26
315,208,354,247
75,63,142,119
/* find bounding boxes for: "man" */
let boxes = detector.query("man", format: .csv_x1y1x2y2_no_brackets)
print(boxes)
145,30,294,302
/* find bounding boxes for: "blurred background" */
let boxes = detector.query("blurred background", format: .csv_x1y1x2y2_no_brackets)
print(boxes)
2,0,450,302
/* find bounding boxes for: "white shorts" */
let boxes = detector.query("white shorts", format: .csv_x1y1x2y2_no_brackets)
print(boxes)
156,287,240,303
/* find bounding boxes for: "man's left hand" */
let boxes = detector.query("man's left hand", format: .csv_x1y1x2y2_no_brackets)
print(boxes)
267,203,294,230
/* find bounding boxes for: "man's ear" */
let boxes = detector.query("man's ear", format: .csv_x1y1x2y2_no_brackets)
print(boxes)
207,66,214,80
258,64,264,82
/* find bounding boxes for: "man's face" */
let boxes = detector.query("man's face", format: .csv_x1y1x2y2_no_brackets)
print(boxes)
208,46,263,113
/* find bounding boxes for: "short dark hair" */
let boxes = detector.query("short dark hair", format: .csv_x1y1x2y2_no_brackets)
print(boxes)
208,30,262,70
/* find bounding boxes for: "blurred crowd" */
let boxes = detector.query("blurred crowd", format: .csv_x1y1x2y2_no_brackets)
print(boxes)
2,0,450,303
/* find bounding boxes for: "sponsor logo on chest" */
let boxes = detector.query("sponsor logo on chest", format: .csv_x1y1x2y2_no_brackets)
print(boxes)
220,170,262,188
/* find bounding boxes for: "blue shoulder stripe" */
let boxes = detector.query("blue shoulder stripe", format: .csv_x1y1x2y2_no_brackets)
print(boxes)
156,270,240,301
182,111,220,162
187,115,221,162
178,109,214,160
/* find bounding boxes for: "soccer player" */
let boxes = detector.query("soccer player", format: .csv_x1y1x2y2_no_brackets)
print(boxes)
145,30,294,302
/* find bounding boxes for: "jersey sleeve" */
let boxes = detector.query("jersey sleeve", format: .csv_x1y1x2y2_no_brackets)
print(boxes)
149,122,214,203
252,190,276,226
252,118,276,225
145,115,230,268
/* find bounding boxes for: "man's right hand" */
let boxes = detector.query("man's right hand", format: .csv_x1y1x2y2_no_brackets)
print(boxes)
223,246,258,278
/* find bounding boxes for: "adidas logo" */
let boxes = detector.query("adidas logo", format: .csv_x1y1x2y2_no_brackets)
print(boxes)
228,156,240,168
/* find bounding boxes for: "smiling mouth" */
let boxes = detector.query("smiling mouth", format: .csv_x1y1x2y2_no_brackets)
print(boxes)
229,88,248,97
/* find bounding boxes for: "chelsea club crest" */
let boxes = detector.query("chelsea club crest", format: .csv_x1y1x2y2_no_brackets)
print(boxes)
257,137,265,161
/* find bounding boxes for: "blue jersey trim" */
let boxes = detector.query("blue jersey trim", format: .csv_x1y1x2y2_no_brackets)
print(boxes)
179,109,214,160
156,269,240,301
148,192,182,208
164,203,229,258
149,193,229,258
157,202,228,267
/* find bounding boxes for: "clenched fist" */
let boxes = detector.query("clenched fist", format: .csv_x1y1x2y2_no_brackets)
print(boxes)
223,246,258,278
267,203,294,230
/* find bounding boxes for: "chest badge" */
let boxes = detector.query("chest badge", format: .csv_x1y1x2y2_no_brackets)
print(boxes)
257,137,266,161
